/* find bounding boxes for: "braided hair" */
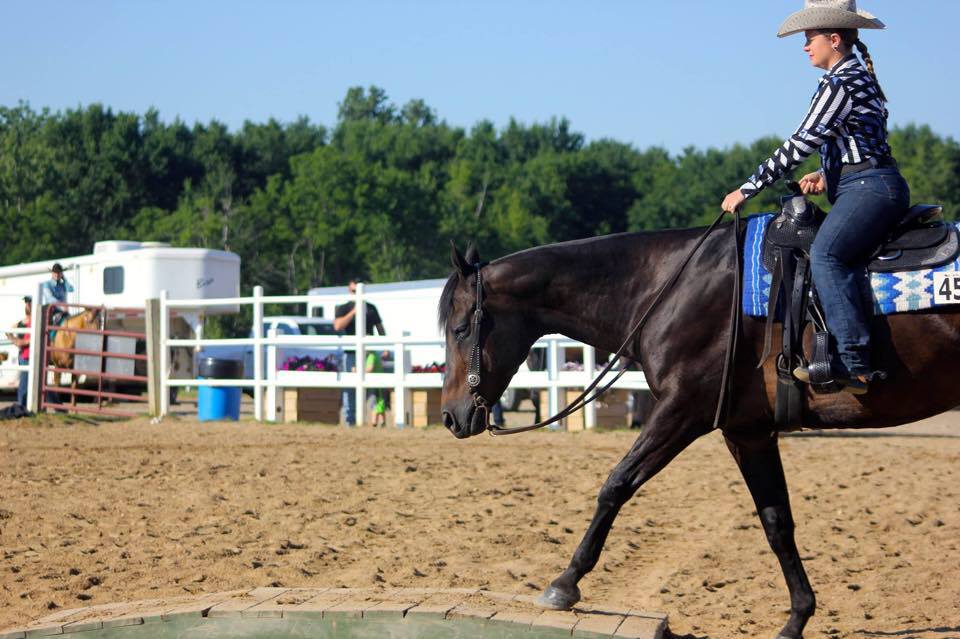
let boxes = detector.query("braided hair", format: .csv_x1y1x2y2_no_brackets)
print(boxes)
818,28,888,102
853,39,888,102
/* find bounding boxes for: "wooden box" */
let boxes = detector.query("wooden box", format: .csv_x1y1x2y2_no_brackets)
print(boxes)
538,389,630,431
593,389,630,429
283,388,341,424
411,389,443,428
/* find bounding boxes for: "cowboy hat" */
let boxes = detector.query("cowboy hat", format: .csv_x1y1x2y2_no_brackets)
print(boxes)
778,0,885,38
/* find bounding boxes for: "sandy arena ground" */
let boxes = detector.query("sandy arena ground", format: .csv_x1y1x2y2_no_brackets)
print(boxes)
0,409,958,638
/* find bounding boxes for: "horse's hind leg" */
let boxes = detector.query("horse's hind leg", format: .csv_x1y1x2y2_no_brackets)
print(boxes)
725,432,815,639
537,400,707,610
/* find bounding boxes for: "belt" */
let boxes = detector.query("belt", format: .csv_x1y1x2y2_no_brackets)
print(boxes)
840,157,897,177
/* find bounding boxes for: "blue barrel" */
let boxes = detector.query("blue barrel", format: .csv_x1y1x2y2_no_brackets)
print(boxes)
197,357,243,422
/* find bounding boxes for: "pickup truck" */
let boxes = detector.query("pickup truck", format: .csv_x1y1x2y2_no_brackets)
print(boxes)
199,316,343,380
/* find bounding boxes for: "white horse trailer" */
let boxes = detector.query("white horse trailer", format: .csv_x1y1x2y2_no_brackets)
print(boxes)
0,241,240,390
306,278,447,368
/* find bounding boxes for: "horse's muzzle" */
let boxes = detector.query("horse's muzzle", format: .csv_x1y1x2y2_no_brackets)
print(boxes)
442,404,487,439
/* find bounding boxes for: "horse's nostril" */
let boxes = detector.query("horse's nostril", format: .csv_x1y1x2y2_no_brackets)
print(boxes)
442,411,455,430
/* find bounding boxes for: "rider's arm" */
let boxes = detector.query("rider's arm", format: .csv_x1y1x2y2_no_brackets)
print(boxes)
332,306,356,332
7,323,24,347
739,78,851,200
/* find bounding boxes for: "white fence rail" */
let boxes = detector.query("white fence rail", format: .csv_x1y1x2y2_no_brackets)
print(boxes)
159,284,649,427
1,283,46,412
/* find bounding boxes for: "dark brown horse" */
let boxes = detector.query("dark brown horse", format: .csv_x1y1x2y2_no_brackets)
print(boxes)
438,222,959,639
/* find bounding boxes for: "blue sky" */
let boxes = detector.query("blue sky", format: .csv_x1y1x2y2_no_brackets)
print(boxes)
3,1,956,153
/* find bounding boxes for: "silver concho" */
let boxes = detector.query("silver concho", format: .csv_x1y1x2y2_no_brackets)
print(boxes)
467,373,480,387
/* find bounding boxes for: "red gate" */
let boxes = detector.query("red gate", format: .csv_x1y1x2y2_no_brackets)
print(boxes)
40,302,149,417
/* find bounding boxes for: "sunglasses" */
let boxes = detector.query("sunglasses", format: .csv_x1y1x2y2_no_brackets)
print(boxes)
804,33,832,46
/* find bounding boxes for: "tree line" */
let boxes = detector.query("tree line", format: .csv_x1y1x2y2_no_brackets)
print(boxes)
2,86,958,297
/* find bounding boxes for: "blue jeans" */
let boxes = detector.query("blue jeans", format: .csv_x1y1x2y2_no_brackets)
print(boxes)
491,401,504,426
341,352,356,425
810,168,910,375
17,355,28,408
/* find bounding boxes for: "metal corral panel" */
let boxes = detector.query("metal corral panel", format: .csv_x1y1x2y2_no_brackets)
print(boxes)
73,334,137,377
105,335,136,377
74,333,103,374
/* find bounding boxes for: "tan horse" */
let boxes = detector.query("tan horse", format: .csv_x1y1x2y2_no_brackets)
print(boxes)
49,308,103,406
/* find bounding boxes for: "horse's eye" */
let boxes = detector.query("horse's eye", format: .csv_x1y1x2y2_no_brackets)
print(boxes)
453,323,469,342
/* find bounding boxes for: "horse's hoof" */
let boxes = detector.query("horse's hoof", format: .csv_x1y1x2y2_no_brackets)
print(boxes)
535,584,581,610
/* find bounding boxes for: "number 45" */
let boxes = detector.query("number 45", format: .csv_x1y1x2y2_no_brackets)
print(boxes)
939,275,960,301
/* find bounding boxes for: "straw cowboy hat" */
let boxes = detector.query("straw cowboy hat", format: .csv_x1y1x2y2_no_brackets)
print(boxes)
778,0,885,38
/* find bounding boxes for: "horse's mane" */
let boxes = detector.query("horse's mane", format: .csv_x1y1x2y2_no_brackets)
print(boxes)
437,235,625,331
437,272,459,332
437,226,711,332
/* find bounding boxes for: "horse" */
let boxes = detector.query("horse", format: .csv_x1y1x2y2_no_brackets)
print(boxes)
438,221,960,639
49,307,103,405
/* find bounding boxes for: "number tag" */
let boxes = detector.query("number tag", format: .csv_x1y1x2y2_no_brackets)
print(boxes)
933,272,960,305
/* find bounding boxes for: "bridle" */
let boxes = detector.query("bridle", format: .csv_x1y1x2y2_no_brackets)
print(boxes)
464,260,491,426
461,208,742,436
463,259,629,436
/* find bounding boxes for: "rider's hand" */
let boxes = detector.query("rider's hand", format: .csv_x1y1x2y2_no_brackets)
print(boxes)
721,189,747,214
799,171,825,195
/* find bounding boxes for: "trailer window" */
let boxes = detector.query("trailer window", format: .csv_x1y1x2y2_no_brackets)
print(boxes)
103,266,124,295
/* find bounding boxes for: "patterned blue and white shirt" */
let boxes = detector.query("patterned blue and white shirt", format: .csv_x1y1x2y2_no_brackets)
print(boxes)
740,54,893,203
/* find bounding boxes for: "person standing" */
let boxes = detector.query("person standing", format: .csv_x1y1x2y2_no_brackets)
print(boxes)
42,263,74,325
365,350,388,427
8,296,32,408
333,278,385,426
720,0,906,394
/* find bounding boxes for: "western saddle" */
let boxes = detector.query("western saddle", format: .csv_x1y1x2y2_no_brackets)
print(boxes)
760,182,954,428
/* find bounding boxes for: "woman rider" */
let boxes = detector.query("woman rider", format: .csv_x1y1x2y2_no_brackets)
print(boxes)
721,0,910,395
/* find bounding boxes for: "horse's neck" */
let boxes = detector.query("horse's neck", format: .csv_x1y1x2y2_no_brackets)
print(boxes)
493,231,696,356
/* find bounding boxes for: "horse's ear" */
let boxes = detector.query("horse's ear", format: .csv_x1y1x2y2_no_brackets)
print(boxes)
450,240,471,277
464,242,481,267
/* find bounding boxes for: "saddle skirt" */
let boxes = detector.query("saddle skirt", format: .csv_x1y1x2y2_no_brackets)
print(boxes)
743,213,960,317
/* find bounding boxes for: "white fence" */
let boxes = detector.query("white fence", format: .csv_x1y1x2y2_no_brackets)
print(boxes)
0,284,46,411
159,284,649,427
0,325,31,400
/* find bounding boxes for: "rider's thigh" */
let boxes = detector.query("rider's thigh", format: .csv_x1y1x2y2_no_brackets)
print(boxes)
812,175,906,265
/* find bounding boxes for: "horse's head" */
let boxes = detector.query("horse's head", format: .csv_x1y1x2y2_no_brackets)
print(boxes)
439,243,540,438
81,308,102,326
60,306,102,328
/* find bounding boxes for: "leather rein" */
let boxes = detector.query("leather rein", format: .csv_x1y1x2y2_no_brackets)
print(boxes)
466,209,742,436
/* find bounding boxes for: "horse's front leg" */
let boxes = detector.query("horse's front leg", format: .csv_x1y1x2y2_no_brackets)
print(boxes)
537,399,707,610
725,432,815,639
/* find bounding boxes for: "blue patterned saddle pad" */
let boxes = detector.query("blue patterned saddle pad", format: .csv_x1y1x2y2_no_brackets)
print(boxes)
742,213,960,317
